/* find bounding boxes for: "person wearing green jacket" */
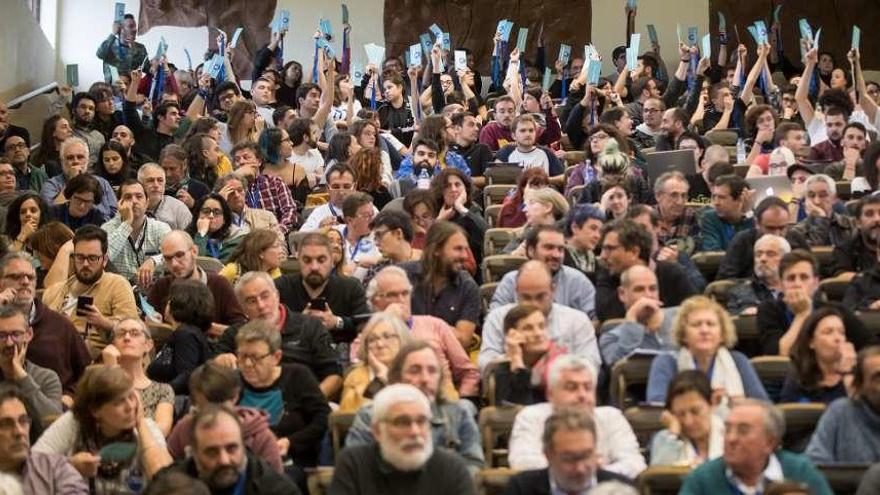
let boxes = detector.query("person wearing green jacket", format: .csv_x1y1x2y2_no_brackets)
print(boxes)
188,193,243,263
680,398,833,495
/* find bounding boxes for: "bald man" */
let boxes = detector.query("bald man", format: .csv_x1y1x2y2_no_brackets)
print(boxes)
478,260,600,375
598,265,678,366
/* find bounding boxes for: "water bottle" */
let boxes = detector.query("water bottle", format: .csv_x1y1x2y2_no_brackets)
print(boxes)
417,168,431,189
736,138,747,165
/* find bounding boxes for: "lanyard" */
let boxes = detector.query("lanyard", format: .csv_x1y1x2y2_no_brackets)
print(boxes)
246,178,261,208
343,226,364,260
127,219,149,266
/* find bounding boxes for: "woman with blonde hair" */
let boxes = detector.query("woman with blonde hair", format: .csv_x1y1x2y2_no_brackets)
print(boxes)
219,229,286,284
339,312,414,413
646,295,769,404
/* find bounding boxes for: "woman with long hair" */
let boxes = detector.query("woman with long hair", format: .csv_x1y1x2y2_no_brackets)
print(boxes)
350,148,393,209
182,116,222,142
6,192,50,252
183,133,230,188
32,365,172,491
431,167,487,265
258,127,311,204
186,193,242,262
321,226,351,276
219,99,260,154
349,119,392,182
31,115,74,178
101,318,175,436
95,141,134,195
650,370,724,466
219,229,286,284
402,189,436,250
565,123,627,197
325,130,360,170
783,305,857,403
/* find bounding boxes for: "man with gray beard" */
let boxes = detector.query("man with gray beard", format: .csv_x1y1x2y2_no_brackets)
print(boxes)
726,235,791,316
330,383,476,495
831,195,880,279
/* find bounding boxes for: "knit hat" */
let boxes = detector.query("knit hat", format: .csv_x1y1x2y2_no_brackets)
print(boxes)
598,138,630,176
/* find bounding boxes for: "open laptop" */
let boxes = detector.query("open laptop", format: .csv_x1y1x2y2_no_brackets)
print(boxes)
745,175,794,209
644,149,696,185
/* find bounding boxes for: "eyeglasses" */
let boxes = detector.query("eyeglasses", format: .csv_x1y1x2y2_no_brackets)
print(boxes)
643,108,662,114
377,289,412,300
589,134,609,142
71,253,103,264
329,183,354,190
385,414,430,429
3,273,36,282
661,191,688,200
200,207,223,217
4,143,27,151
0,170,14,177
64,154,88,161
601,243,622,252
114,328,144,339
70,195,95,207
0,331,27,342
0,415,31,432
236,351,273,365
162,250,189,263
367,332,401,345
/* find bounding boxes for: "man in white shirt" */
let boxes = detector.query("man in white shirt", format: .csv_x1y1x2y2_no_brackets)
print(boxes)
334,192,381,280
301,164,376,231
495,114,564,181
479,261,600,376
288,117,325,187
507,354,646,478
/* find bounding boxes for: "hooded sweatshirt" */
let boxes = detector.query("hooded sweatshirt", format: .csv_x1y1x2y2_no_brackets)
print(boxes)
167,406,283,472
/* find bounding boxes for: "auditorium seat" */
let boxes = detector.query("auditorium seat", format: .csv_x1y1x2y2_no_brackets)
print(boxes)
483,184,515,209
624,405,665,456
818,463,872,495
485,204,502,227
636,465,692,495
478,405,523,467
610,353,656,409
483,228,518,257
691,251,725,284
479,282,498,318
476,468,516,495
329,411,356,458
704,279,742,308
751,356,792,403
484,164,522,185
778,402,825,453
481,255,527,283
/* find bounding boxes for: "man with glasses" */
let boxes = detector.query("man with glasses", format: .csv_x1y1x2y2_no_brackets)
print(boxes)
229,142,297,235
41,138,117,220
345,342,485,474
0,305,63,432
332,383,477,493
336,192,381,280
631,97,665,150
355,266,479,398
0,389,87,493
479,260,600,375
212,173,286,253
680,399,832,494
595,219,697,322
654,171,700,253
42,226,138,356
506,408,634,493
3,135,46,193
102,179,171,285
362,210,420,286
0,252,90,401
215,271,341,399
300,164,366,231
147,230,246,331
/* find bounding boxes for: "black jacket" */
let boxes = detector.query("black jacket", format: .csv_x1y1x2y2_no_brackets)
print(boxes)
147,322,211,394
717,228,810,280
504,467,633,495
756,299,875,355
122,100,175,161
216,307,342,382
274,274,369,343
595,261,697,322
844,265,880,312
156,452,299,495
832,233,878,276
240,363,330,467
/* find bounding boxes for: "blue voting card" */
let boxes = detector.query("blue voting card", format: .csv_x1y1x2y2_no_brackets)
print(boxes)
115,2,125,22
559,44,571,65
647,24,658,45
410,44,422,67
701,34,711,58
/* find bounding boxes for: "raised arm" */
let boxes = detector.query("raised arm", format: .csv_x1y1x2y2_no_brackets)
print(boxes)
504,48,523,109
796,45,818,126
851,48,878,122
740,43,768,106
407,66,422,124
313,51,335,128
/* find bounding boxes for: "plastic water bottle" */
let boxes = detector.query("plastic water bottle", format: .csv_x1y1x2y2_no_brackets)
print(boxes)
736,138,747,165
417,168,431,189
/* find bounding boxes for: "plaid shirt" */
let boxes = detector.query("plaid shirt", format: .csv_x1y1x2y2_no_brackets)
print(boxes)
656,206,702,254
245,174,297,234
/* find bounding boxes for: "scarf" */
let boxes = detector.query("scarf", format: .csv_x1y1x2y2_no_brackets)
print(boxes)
676,347,744,398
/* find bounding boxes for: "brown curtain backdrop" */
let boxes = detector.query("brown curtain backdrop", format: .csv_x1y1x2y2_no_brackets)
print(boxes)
138,0,279,78
708,0,880,71
383,0,593,73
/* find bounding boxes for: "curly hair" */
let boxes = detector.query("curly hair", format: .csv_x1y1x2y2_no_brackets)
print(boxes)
671,295,737,350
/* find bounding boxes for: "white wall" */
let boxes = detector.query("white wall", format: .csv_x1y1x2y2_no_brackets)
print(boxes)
0,0,58,100
56,0,384,89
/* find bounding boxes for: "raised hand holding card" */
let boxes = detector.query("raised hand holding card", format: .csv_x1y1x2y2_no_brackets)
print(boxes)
455,50,467,71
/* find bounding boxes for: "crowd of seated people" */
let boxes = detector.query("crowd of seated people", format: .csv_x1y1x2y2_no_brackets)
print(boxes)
4,3,880,494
